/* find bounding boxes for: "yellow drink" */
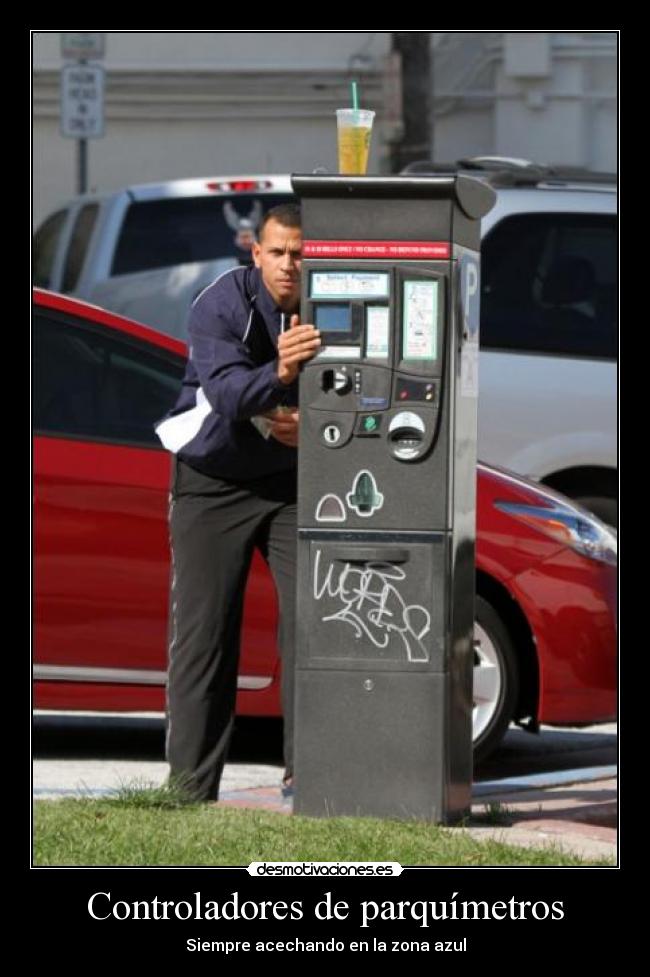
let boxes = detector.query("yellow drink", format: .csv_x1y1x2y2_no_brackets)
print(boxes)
336,109,375,175
338,126,372,174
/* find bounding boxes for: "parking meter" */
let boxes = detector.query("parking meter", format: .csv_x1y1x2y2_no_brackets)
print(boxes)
291,174,495,822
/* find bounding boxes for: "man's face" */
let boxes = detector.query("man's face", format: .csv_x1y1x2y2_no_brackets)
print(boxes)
253,218,302,311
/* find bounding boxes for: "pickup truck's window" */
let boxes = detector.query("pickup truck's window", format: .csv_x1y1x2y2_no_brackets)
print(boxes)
33,210,67,288
481,213,617,359
111,194,294,275
33,312,184,446
61,204,100,292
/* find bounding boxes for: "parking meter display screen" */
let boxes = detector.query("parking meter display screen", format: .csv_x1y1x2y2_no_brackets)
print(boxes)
311,271,389,299
314,304,352,332
403,280,439,361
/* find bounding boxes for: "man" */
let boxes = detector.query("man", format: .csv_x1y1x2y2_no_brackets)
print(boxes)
155,203,320,801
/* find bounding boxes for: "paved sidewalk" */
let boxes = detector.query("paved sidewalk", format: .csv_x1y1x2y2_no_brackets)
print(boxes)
467,775,616,861
218,771,617,863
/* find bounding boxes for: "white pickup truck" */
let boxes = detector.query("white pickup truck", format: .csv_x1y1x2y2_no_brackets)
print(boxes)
33,161,618,525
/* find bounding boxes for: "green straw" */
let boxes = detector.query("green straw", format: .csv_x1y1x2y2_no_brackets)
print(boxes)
351,80,359,110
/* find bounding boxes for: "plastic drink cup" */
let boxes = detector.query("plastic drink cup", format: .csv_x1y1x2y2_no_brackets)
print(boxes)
336,108,375,174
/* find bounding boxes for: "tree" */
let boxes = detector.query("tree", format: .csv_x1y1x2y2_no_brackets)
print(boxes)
390,32,432,173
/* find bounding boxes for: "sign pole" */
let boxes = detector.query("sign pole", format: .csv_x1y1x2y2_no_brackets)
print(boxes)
78,135,88,195
60,34,105,196
77,60,88,194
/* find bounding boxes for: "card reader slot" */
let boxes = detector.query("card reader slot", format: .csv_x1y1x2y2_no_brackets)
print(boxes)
335,548,410,564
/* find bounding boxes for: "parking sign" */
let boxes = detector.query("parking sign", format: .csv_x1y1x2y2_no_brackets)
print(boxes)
61,32,105,61
61,63,105,139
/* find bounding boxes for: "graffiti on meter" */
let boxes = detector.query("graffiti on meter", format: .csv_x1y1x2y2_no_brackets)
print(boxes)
312,549,431,662
459,254,480,398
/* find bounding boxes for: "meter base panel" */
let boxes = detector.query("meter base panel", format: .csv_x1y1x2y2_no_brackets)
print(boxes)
293,669,472,823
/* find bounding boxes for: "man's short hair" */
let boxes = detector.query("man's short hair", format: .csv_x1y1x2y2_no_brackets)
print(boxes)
259,203,301,239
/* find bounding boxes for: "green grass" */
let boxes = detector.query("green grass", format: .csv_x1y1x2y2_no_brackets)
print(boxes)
473,802,514,826
33,783,612,867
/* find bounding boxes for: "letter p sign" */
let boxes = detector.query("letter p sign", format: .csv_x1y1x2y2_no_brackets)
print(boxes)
460,256,480,342
466,262,478,300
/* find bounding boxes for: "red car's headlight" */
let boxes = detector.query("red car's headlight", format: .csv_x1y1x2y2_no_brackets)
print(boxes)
494,501,617,567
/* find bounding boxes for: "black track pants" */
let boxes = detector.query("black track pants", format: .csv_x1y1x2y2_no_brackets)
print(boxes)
166,458,297,801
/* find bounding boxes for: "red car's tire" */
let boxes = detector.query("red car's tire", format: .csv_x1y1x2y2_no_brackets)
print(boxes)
472,594,520,764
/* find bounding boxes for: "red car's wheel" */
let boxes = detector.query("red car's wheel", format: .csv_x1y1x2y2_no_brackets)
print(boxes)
472,595,520,764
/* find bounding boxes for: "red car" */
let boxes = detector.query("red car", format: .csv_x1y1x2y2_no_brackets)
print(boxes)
33,289,617,761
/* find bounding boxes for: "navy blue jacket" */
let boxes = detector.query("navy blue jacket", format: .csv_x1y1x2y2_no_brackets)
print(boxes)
155,265,298,480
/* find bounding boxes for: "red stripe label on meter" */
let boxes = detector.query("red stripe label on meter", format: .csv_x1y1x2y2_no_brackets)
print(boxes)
303,240,451,259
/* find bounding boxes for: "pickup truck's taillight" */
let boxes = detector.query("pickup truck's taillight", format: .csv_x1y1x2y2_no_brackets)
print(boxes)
206,180,273,192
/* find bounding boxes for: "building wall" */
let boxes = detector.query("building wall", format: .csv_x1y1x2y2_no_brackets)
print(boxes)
32,31,617,229
432,108,493,164
32,31,394,227
432,32,617,172
33,31,391,70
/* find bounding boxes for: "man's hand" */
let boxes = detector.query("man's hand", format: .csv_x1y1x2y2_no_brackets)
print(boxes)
265,408,300,448
277,314,320,385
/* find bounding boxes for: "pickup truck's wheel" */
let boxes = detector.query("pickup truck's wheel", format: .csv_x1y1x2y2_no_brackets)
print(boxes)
473,595,519,764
